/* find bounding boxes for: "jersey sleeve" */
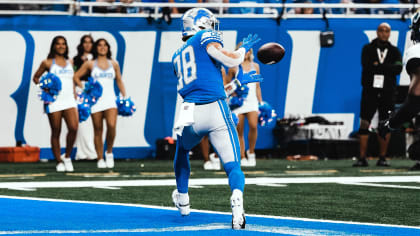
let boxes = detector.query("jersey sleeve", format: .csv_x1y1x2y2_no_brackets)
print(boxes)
200,30,224,48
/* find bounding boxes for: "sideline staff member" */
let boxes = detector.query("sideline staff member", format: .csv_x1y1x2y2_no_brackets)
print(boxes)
354,22,402,167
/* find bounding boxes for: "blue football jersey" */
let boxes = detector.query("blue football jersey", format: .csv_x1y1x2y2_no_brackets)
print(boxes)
172,29,226,104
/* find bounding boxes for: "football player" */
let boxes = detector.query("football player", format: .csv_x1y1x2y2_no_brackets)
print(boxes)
379,12,420,170
171,8,260,229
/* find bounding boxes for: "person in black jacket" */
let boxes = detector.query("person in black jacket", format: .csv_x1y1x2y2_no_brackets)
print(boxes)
353,22,403,167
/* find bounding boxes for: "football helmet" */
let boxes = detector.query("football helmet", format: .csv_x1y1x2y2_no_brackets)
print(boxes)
411,10,420,43
181,8,219,41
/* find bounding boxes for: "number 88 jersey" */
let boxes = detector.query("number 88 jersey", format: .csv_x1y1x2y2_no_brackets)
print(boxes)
172,29,227,104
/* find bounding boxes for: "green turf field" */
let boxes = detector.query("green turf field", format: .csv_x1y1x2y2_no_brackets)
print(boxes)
0,158,419,226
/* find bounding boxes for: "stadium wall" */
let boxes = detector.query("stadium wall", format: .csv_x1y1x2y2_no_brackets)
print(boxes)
0,16,412,159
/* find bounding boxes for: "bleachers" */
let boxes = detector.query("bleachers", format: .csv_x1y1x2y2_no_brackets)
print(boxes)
0,0,419,18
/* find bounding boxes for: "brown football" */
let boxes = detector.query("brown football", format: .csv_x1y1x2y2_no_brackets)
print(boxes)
257,42,285,65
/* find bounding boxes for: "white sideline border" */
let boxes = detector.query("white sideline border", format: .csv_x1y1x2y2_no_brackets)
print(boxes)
0,195,419,230
0,176,419,189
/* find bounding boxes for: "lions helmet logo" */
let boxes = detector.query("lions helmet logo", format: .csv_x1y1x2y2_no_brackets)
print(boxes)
181,8,219,41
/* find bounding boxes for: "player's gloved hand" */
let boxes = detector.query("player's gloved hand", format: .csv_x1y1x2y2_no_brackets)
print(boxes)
239,71,263,84
378,119,391,140
240,34,261,52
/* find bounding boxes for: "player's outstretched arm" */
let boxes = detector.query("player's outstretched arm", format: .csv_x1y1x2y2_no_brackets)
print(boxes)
206,34,260,68
207,42,245,68
240,34,261,53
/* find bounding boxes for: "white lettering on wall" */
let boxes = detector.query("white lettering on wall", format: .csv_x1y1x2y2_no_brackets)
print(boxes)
117,31,157,147
0,32,25,146
284,31,321,115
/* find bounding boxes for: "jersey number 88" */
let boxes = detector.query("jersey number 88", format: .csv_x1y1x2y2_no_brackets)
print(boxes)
174,45,197,90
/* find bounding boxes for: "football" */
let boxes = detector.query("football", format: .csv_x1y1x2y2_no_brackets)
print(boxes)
257,42,285,65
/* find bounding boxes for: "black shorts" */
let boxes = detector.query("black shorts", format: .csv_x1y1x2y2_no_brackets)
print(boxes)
360,87,395,122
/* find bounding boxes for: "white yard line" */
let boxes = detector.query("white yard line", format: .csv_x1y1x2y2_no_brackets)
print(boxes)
339,182,420,189
0,224,365,235
0,176,419,189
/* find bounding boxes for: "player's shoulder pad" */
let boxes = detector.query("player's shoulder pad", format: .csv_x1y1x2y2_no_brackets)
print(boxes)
200,29,223,47
404,44,420,65
406,57,420,75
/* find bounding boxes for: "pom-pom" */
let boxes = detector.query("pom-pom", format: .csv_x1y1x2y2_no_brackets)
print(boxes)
258,102,277,127
38,73,62,104
78,102,91,122
116,96,136,117
235,84,249,98
83,77,103,105
229,96,244,110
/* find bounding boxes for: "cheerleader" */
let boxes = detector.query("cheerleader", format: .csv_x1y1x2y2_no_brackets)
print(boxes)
74,38,127,169
32,36,78,172
226,47,263,167
73,35,97,161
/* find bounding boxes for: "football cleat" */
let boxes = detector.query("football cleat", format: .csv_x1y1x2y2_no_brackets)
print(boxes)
376,159,390,167
172,189,190,216
409,162,420,171
353,158,368,167
231,189,246,229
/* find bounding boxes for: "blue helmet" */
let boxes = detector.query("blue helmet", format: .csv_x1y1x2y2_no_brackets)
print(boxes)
411,11,420,43
181,8,219,41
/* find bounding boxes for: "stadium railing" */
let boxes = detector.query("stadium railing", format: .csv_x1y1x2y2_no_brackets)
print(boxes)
0,0,419,19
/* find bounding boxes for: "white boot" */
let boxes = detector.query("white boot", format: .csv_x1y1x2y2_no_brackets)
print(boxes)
209,153,221,170
241,157,252,167
172,189,190,216
203,161,215,170
61,154,74,172
231,189,245,229
246,150,256,167
97,159,106,168
56,162,65,172
105,152,114,168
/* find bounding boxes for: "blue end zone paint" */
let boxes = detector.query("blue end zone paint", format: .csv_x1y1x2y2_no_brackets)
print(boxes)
0,196,418,235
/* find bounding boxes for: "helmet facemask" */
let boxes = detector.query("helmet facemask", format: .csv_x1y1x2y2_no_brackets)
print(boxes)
181,8,219,41
411,11,420,43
